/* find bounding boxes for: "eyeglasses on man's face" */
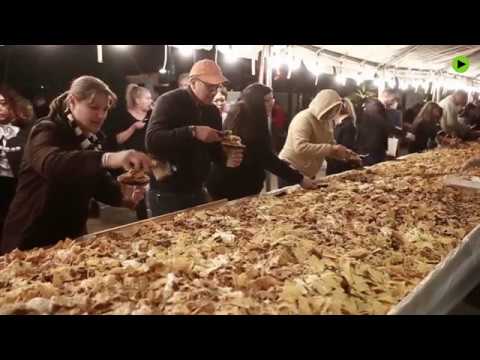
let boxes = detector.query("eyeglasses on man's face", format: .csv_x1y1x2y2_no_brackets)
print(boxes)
198,79,221,93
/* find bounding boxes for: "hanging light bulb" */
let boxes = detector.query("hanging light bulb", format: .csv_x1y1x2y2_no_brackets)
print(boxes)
335,75,347,86
97,45,103,64
373,77,383,88
399,79,408,90
225,53,237,64
224,46,237,64
159,45,168,74
354,72,365,85
272,54,288,70
388,77,396,89
289,57,301,71
178,46,193,57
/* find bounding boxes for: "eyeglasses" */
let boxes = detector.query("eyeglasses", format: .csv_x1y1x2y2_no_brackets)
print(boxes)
197,79,221,93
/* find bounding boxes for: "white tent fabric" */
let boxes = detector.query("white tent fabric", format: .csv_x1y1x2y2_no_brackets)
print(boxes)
170,45,213,51
308,45,480,79
216,45,262,60
163,45,480,89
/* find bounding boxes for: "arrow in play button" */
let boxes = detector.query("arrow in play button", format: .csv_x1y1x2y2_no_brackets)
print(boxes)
452,56,470,73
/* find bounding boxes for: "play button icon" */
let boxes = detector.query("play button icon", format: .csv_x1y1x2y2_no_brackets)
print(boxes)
453,55,470,73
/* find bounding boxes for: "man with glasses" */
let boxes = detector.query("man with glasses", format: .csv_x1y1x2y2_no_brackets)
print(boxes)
146,59,243,216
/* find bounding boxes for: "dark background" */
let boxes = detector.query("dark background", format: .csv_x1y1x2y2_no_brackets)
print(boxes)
0,45,360,120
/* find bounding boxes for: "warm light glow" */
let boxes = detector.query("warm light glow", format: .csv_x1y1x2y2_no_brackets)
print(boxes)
225,54,237,64
178,46,193,57
373,78,383,88
336,75,347,86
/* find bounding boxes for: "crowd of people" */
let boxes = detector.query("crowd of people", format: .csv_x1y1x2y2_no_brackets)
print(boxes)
1,59,480,255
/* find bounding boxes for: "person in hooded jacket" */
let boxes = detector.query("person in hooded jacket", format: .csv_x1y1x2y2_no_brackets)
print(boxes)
279,89,359,185
206,83,316,200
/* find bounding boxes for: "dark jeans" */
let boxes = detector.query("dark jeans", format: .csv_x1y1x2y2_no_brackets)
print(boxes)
147,189,209,217
0,177,17,243
135,199,148,220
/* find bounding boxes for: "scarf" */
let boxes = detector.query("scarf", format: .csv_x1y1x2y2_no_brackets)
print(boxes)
65,109,103,152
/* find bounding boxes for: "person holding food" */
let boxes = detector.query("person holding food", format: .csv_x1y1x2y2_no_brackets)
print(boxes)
279,89,360,186
146,60,243,215
407,102,443,154
207,83,316,200
1,76,152,255
102,83,153,220
439,90,480,140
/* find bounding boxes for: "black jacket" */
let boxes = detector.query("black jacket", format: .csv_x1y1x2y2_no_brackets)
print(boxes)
1,111,123,254
326,117,357,175
408,120,440,153
207,103,303,201
356,113,390,165
146,88,225,193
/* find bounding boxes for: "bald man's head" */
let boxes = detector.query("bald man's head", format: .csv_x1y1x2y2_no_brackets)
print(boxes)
453,90,468,107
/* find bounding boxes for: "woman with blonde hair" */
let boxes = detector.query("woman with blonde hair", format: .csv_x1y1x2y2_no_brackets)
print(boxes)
1,76,152,254
104,83,153,219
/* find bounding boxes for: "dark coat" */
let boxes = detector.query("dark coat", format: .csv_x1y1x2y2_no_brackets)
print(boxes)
356,112,390,165
207,102,303,201
146,88,225,194
1,112,123,254
326,116,357,175
408,120,441,153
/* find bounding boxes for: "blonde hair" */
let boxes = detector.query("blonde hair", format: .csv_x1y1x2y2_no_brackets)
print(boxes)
49,75,117,115
125,83,150,110
411,101,443,131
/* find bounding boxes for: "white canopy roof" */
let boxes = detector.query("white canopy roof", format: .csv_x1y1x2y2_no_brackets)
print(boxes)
167,45,480,89
302,45,480,79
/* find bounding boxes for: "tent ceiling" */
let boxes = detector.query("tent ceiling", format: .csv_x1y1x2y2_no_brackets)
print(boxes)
310,45,480,78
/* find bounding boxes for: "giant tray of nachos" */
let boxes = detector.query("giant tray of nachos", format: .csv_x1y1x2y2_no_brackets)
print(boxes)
1,143,480,315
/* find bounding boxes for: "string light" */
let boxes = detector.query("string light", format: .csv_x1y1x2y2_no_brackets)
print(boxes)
336,75,347,86
159,45,168,74
373,77,383,88
178,46,193,57
97,45,103,63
